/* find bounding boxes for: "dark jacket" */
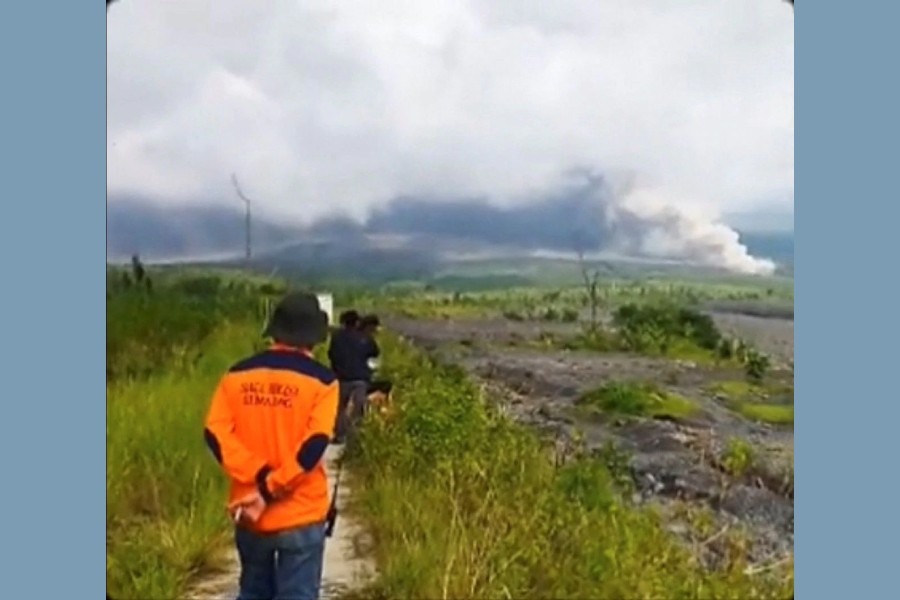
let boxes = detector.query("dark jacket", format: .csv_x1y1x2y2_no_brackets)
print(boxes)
328,328,380,382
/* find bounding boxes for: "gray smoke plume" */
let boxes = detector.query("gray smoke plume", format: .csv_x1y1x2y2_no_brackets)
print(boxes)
365,170,776,275
573,170,777,275
108,170,779,275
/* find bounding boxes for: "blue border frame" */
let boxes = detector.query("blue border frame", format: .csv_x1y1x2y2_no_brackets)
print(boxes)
3,1,106,597
6,1,896,598
796,1,899,598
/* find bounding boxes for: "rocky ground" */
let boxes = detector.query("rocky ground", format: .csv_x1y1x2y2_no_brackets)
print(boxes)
386,310,794,568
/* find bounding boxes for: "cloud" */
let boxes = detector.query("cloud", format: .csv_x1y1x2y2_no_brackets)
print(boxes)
107,0,793,269
366,170,777,274
109,170,785,275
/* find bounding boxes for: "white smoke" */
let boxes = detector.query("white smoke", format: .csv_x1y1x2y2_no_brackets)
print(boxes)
605,185,777,275
108,0,793,232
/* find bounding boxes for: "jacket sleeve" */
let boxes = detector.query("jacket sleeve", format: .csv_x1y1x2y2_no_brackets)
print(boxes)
203,375,270,485
364,336,380,359
326,338,338,369
266,379,340,495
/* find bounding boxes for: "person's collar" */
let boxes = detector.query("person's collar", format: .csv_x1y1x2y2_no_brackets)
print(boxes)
270,342,313,357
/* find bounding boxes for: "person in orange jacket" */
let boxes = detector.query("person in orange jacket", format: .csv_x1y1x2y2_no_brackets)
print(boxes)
203,291,338,600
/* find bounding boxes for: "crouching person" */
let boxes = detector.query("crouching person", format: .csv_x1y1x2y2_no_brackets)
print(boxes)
203,292,338,600
366,379,394,414
359,314,393,415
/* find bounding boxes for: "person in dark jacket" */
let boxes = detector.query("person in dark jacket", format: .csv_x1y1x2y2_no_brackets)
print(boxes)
327,310,369,443
359,314,393,399
358,314,381,375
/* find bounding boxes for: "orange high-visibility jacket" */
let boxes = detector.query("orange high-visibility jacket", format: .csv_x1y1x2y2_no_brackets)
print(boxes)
203,344,339,533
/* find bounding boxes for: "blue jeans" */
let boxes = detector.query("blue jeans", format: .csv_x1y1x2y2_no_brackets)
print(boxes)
234,521,326,600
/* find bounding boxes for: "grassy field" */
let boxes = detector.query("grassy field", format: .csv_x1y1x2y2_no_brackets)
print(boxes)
107,322,256,598
106,270,273,599
709,381,795,426
106,265,793,599
343,277,792,323
342,334,793,599
576,382,700,420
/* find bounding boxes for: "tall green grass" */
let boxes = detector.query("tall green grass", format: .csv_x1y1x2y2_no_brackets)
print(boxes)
106,283,263,381
344,335,793,599
106,273,339,598
105,271,792,599
106,274,271,598
576,381,699,420
106,321,260,599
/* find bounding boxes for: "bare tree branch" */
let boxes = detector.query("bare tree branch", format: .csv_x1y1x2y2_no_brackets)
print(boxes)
575,248,591,293
574,243,602,332
231,173,253,261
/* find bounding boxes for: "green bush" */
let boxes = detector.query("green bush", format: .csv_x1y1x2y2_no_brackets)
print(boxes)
106,278,260,381
612,303,722,356
578,382,654,415
565,327,618,352
717,337,735,361
344,336,792,599
745,350,771,384
106,273,322,598
541,307,560,321
721,438,756,477
106,298,259,598
576,382,698,420
169,275,223,296
561,308,580,323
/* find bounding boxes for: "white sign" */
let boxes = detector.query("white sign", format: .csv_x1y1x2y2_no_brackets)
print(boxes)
316,293,334,325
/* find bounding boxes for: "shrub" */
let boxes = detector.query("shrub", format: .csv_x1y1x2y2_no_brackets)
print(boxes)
736,403,794,425
676,308,721,350
578,382,655,415
612,303,722,356
566,327,617,352
717,337,735,361
721,438,756,477
106,276,259,381
107,282,263,598
344,335,792,599
542,307,560,321
744,350,771,384
576,382,698,420
561,308,580,323
170,275,223,297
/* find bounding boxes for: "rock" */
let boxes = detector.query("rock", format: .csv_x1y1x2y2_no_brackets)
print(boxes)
718,485,794,533
630,453,720,501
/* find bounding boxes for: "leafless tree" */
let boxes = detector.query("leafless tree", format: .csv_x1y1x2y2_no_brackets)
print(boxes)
575,246,603,332
231,174,253,262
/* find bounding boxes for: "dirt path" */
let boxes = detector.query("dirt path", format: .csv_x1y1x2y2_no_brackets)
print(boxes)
186,444,374,600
